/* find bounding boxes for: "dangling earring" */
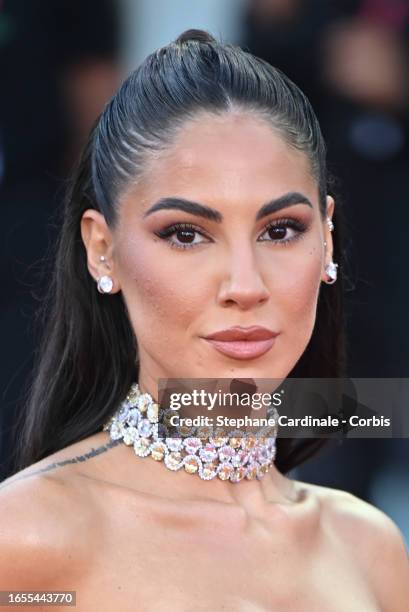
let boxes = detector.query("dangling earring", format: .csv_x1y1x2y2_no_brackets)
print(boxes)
323,218,337,283
324,261,338,284
97,275,113,294
96,255,114,293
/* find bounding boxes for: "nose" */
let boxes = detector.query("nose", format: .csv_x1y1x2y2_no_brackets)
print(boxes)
216,244,270,310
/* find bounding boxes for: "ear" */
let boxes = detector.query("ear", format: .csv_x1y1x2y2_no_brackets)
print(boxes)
321,195,335,281
80,209,121,293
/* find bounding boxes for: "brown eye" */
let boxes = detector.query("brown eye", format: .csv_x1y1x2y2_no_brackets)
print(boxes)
258,218,307,245
267,226,287,240
156,223,211,250
175,229,196,244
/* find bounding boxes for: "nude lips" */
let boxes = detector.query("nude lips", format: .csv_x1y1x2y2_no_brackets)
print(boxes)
204,337,276,360
202,326,278,361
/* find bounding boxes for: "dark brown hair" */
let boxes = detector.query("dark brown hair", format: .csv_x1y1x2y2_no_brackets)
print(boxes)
12,28,346,476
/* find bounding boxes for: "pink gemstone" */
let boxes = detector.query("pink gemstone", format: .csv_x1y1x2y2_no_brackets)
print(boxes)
183,437,202,454
199,443,217,463
218,445,235,462
231,449,249,468
255,446,270,463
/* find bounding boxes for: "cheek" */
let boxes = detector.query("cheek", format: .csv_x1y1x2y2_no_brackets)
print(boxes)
278,244,322,337
115,238,205,334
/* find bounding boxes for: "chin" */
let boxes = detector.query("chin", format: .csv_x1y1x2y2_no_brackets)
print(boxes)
201,362,289,382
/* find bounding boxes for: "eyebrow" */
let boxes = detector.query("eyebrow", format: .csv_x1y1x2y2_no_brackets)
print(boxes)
143,191,313,223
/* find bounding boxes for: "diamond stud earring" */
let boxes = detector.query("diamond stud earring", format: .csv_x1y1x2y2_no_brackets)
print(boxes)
327,217,334,232
324,261,338,284
97,275,114,294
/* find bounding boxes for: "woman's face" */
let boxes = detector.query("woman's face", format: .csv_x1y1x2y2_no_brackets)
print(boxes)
82,112,334,391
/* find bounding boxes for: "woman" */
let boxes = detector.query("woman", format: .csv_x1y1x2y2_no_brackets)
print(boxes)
1,29,408,611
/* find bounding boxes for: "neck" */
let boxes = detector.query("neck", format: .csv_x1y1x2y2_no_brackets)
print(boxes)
130,448,297,507
103,379,292,513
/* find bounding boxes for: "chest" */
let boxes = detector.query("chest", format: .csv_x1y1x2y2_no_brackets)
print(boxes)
72,509,380,612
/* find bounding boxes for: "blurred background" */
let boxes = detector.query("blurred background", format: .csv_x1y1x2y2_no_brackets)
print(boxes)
1,0,408,542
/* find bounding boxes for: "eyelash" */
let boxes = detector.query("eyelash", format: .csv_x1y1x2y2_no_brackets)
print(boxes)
155,218,308,250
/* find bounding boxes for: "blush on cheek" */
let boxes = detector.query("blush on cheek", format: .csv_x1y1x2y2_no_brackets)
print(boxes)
125,271,174,338
115,242,170,335
281,257,322,354
116,241,204,349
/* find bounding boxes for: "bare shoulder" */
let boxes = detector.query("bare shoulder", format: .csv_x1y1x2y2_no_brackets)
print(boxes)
299,480,409,608
0,437,108,588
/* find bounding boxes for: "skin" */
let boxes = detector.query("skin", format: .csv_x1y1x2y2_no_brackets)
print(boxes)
0,111,408,611
85,111,334,386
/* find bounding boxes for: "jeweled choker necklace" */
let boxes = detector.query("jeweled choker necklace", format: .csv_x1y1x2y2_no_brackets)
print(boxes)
103,383,278,483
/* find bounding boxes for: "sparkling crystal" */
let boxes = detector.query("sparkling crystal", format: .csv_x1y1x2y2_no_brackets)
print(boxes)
127,388,140,407
267,438,277,453
241,437,257,451
126,408,139,426
255,446,271,463
178,424,196,437
98,275,113,292
110,421,124,440
245,462,259,480
166,437,183,452
183,437,202,454
258,463,271,477
218,445,235,462
217,463,234,480
199,443,218,463
183,455,201,474
199,461,218,480
209,428,228,447
164,451,183,471
123,426,138,446
150,441,167,461
105,382,278,484
196,425,213,439
133,437,151,457
138,394,151,413
231,449,249,468
228,437,242,449
117,407,129,422
147,402,159,423
326,261,338,279
230,466,246,483
138,418,152,437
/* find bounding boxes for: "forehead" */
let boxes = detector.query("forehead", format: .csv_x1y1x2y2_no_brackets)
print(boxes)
125,111,318,211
